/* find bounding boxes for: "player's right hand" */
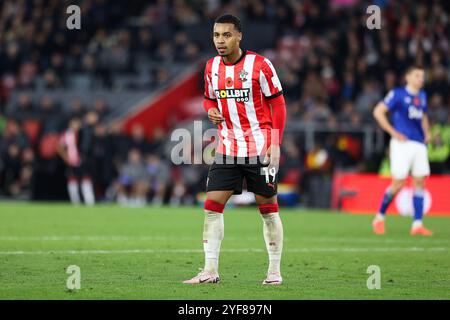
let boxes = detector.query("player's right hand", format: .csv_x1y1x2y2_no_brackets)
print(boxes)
392,130,407,141
208,108,225,125
264,144,280,174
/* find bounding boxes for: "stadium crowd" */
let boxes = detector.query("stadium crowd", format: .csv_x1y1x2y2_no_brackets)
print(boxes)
0,0,449,206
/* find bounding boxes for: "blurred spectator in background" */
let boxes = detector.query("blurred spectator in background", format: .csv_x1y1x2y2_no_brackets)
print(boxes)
337,101,355,124
302,97,333,124
428,93,448,125
146,154,170,205
93,99,109,121
170,162,207,206
114,148,150,207
354,80,382,123
129,123,151,155
148,126,167,155
68,99,86,120
0,130,34,198
108,121,130,166
13,94,36,119
1,119,29,152
38,96,63,134
1,143,22,196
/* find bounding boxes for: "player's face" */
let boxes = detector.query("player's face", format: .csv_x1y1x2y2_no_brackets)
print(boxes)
406,69,425,90
70,119,81,131
213,23,242,56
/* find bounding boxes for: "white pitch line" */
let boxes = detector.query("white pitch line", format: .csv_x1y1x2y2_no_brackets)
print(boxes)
0,236,206,241
295,237,450,244
0,247,447,255
0,236,449,244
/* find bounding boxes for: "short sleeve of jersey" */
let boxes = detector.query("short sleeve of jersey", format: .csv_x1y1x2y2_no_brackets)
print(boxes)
204,61,216,100
383,89,399,110
259,58,283,99
421,91,428,113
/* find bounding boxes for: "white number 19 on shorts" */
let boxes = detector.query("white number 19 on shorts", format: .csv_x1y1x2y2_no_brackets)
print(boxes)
262,167,277,183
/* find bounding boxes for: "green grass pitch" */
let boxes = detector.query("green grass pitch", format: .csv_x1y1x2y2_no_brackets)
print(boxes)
0,202,449,300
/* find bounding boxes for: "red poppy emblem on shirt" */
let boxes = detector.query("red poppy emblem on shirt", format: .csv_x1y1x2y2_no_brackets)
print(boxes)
226,77,233,87
413,97,420,106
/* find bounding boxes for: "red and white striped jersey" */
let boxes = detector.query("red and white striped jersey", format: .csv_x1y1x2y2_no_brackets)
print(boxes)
59,129,81,167
204,50,283,157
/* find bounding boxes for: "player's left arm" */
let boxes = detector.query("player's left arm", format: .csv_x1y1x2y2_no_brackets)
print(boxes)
260,58,285,170
422,93,431,144
422,113,431,144
265,94,286,172
268,94,286,146
57,134,69,164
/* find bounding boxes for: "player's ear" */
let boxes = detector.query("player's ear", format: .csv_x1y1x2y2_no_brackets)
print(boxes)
237,32,242,42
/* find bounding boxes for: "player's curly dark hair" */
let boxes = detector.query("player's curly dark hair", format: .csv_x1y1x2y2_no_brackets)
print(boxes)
215,14,242,33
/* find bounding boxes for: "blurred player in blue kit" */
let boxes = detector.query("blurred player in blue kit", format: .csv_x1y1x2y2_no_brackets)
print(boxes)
372,66,433,236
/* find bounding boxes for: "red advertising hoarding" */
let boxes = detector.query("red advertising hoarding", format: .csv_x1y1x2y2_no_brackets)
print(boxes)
332,172,450,216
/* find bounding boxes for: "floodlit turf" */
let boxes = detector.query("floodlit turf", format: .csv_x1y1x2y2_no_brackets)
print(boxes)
0,202,449,300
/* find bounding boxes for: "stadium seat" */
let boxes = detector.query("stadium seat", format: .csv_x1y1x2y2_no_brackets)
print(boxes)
39,133,59,159
23,120,41,146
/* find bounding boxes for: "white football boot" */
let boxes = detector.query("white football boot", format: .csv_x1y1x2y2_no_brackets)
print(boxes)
262,272,283,285
183,269,220,284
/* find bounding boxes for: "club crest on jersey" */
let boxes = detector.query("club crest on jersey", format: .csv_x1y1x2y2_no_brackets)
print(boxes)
408,106,423,119
215,89,250,102
238,69,248,82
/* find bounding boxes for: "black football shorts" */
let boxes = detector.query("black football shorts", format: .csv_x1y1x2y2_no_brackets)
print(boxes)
206,154,278,197
66,161,93,179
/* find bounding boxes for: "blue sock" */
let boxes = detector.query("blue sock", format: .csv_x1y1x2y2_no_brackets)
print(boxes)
378,188,394,215
413,189,424,222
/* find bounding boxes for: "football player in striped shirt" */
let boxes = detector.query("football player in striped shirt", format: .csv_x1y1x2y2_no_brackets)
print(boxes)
183,14,287,285
57,117,95,206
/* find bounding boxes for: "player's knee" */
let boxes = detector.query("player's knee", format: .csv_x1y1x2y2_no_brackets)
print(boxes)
392,179,406,192
68,177,77,184
413,177,425,189
255,194,277,205
204,199,225,214
258,203,279,215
